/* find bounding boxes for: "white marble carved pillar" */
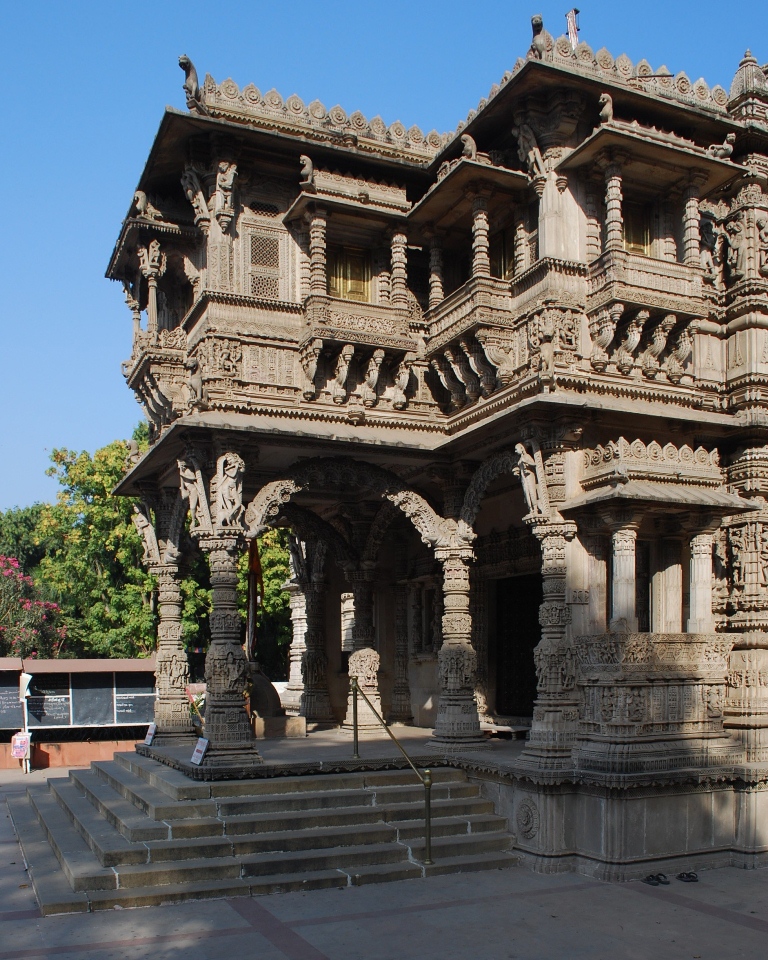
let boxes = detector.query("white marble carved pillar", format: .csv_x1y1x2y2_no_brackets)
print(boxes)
308,207,328,297
151,563,195,741
688,532,716,633
470,190,491,278
281,579,307,715
514,212,529,275
296,225,311,301
137,239,166,341
604,162,624,253
431,549,485,748
428,236,444,309
390,229,408,308
388,584,413,724
610,525,639,632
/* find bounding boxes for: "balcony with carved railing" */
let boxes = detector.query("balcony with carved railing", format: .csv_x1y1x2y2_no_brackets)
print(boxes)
303,294,417,354
587,250,705,319
425,276,513,354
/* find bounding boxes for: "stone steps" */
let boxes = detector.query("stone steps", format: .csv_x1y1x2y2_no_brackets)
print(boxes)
8,752,519,914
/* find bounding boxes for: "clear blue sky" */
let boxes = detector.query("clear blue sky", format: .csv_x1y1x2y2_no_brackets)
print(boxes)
1,0,767,510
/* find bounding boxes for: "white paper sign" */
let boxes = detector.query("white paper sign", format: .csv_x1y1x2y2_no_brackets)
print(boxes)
143,723,157,746
11,733,31,760
190,737,209,765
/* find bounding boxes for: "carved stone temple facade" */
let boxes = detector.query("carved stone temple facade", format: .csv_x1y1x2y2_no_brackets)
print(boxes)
113,20,768,873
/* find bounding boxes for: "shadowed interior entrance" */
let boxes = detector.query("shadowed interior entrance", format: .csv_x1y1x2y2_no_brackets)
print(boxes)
495,574,542,719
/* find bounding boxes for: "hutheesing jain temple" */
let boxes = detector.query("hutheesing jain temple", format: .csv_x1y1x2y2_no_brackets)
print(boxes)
113,15,768,875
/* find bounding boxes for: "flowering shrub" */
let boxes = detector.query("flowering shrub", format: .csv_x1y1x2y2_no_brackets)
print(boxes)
0,555,65,658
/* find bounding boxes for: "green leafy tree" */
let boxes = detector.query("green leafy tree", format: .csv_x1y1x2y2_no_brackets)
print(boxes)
36,437,156,657
0,555,65,658
0,504,48,573
237,528,291,679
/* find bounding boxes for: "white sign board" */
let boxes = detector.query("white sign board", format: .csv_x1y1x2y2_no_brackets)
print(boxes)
143,723,157,746
11,732,31,759
190,737,209,765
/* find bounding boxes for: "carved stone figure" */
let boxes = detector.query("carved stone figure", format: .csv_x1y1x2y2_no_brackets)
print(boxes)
215,453,245,528
299,154,315,190
757,217,768,278
178,459,207,531
178,55,208,115
598,92,613,125
700,218,721,284
707,132,736,158
392,354,414,410
132,504,160,564
132,190,162,221
527,14,552,60
511,123,545,177
183,357,206,411
361,349,384,407
460,134,477,161
124,439,141,470
181,166,210,231
214,161,237,232
514,443,542,516
725,219,746,282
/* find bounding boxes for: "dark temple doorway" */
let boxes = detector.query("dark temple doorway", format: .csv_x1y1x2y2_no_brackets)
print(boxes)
495,574,543,719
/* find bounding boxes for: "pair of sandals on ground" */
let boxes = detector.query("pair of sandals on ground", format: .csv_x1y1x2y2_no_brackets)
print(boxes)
642,872,698,885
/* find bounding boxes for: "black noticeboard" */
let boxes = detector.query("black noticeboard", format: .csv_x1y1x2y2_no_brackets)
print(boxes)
71,674,115,726
27,674,71,727
115,693,155,723
0,674,23,729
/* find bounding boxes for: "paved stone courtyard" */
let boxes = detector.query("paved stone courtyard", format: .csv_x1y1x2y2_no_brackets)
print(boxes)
2,765,766,960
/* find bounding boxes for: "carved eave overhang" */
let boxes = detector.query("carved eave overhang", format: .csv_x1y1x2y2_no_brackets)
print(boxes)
557,126,746,196
283,190,408,234
106,216,198,281
114,412,447,499
560,479,756,516
408,159,529,241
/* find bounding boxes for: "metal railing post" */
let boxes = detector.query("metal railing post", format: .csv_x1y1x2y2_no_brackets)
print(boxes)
423,768,433,865
351,675,360,759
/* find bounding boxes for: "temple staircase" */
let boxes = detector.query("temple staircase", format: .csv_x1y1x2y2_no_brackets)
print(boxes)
8,752,518,914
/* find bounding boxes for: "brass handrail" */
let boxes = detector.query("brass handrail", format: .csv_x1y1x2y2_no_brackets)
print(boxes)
349,675,433,866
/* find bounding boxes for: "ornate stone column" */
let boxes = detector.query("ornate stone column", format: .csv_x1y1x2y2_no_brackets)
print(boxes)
514,212,529,275
431,547,485,748
688,532,716,633
518,520,579,770
308,206,328,297
390,229,408,308
296,225,311,301
137,239,166,340
281,579,307,715
388,584,413,724
470,189,491,278
180,450,262,768
604,161,624,253
198,534,260,762
683,174,707,268
344,572,383,730
299,541,334,723
470,574,491,719
428,235,444,309
150,563,195,741
609,524,639,632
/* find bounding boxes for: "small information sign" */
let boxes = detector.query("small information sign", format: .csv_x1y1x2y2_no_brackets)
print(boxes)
190,737,209,765
143,723,157,746
11,733,31,760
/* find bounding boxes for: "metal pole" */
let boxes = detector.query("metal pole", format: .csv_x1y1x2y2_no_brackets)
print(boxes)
351,676,360,759
423,768,433,865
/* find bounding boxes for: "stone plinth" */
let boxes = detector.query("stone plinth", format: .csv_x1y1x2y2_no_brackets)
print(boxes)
573,632,742,786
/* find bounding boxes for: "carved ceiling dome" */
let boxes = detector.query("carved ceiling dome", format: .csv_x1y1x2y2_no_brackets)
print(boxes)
729,50,768,103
